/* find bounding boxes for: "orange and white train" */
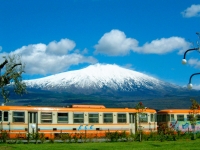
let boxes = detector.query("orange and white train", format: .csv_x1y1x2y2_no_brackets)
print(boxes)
157,109,200,132
0,104,157,139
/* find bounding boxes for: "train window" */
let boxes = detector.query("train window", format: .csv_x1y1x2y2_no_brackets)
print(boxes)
3,112,8,121
157,114,170,122
103,113,113,123
117,113,126,123
150,114,154,122
139,113,148,122
161,115,166,122
73,113,84,123
166,115,170,121
177,115,184,121
151,114,157,122
13,112,25,122
170,114,175,121
89,113,99,123
57,113,68,123
157,114,161,122
187,115,191,121
29,112,37,123
41,112,52,123
197,115,200,121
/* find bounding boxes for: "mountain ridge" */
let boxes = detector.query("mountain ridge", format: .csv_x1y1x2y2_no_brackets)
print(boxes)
1,63,199,109
24,63,184,96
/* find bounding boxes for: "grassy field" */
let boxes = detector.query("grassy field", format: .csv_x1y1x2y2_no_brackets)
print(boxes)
0,140,200,150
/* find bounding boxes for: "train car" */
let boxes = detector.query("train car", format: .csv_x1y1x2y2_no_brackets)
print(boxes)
157,109,200,133
0,104,157,139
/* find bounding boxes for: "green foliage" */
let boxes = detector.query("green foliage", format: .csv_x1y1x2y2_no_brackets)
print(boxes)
148,132,158,141
25,132,46,144
49,138,55,143
72,133,78,143
0,55,26,103
135,102,145,110
60,133,69,143
15,132,24,144
134,102,146,133
189,99,199,126
26,133,31,144
190,99,199,110
4,130,200,145
191,133,196,140
105,131,129,142
39,133,46,143
33,132,40,143
0,130,8,143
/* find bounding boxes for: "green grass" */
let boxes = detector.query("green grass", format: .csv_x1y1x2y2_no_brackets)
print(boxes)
0,140,200,150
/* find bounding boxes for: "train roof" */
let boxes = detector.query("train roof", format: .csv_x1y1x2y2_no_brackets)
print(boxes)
0,104,156,113
158,109,200,114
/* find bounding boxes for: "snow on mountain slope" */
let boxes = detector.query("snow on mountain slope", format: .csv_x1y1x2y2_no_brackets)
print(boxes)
25,63,179,95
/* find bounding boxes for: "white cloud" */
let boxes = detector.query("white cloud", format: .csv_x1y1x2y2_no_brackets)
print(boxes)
0,39,97,75
94,29,190,56
94,29,138,56
181,4,200,18
188,58,200,68
82,48,88,54
136,37,190,54
46,38,75,55
191,84,200,90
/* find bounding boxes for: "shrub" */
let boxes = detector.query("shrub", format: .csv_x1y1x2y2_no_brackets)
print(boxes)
0,130,8,143
33,132,40,144
72,133,79,143
60,133,69,143
40,133,46,143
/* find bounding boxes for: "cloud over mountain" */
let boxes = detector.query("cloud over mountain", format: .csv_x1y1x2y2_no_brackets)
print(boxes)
137,37,190,54
94,30,138,56
94,30,190,56
0,39,97,75
0,30,191,76
46,39,76,55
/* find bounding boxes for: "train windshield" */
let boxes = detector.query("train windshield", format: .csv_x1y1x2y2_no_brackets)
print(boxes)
0,111,8,122
157,114,170,122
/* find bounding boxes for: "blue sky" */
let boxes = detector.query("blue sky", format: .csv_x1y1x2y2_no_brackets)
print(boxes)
1,0,200,88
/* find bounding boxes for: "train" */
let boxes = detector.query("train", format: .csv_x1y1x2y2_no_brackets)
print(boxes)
157,109,200,133
0,104,157,139
0,104,199,140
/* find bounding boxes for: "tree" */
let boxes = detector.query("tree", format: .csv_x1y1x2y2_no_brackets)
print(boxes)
0,55,26,103
135,102,145,142
189,99,199,140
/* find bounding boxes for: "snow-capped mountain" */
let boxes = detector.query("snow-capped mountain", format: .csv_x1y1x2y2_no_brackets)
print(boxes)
25,64,182,96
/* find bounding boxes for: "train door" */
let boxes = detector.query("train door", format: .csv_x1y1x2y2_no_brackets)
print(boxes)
28,112,38,134
129,113,135,134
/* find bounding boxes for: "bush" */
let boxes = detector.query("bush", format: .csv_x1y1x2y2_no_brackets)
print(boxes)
40,133,46,143
0,130,8,143
105,131,129,142
60,133,69,143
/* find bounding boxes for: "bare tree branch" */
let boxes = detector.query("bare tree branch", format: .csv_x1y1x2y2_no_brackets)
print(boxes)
0,55,26,103
0,59,8,69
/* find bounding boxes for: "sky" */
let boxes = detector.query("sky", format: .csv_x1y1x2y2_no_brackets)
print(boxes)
1,0,200,88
